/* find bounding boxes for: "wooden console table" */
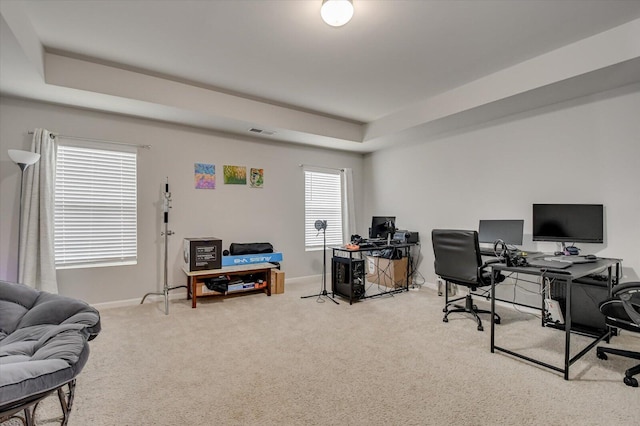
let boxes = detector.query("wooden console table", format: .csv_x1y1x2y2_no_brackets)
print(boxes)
182,263,277,308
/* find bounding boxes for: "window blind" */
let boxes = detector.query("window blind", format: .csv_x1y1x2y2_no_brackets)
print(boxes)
304,169,343,249
55,145,137,268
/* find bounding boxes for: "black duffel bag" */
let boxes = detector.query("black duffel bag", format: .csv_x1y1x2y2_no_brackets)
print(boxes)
229,242,274,256
204,276,229,293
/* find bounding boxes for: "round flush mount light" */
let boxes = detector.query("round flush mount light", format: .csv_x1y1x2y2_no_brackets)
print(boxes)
321,0,354,27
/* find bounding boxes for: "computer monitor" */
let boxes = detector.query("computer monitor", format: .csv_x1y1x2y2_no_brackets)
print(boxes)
532,204,604,243
369,216,396,239
478,220,524,246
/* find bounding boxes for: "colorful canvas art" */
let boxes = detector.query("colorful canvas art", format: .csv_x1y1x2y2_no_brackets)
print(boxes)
250,168,264,188
223,165,247,184
195,163,215,189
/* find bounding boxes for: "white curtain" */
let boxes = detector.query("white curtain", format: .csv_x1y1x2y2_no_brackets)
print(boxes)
19,128,58,293
341,168,356,242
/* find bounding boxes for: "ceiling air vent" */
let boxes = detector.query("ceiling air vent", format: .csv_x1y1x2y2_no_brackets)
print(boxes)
248,128,276,136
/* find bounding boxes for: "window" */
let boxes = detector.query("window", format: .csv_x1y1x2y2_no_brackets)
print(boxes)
304,168,343,249
55,144,137,268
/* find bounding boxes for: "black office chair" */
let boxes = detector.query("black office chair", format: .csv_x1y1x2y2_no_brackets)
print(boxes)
596,281,640,387
432,229,504,331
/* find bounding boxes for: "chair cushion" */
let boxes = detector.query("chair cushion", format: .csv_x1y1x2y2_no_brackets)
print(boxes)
0,280,100,410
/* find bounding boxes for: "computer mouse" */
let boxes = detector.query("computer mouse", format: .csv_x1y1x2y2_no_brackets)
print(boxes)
585,254,597,260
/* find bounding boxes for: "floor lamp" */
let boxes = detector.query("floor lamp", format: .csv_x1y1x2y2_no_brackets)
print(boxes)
8,149,41,282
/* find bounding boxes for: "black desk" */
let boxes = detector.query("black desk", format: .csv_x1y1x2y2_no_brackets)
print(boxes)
490,257,621,380
331,243,417,304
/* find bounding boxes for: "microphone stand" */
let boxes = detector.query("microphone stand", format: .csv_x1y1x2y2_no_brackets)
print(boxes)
140,177,186,314
301,225,339,304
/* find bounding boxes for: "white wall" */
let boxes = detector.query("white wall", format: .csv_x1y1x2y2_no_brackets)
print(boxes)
0,97,364,304
363,85,640,300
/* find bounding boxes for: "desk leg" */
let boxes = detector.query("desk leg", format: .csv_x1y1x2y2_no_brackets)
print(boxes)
267,269,272,296
191,278,197,309
490,273,495,353
564,278,572,380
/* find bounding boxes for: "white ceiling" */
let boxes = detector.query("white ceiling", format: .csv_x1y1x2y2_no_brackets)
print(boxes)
2,0,640,152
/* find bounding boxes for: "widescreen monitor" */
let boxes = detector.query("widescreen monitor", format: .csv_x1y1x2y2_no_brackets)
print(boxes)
532,204,604,243
369,216,396,239
478,220,524,246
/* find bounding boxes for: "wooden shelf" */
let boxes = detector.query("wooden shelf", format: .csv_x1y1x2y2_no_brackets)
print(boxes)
183,263,277,308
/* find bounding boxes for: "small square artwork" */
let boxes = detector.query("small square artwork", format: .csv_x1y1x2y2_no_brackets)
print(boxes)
250,168,264,188
223,165,247,185
195,163,215,189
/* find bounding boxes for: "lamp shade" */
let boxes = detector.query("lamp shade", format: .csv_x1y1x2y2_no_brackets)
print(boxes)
8,149,40,166
321,0,354,27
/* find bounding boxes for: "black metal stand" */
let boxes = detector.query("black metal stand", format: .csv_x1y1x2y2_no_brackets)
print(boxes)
0,379,76,426
301,226,338,304
140,178,186,314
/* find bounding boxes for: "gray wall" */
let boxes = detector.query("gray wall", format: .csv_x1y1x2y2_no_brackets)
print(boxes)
0,97,365,304
363,85,640,304
2,84,639,306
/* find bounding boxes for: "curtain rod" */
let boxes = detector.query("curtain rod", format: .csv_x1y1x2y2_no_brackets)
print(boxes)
299,164,344,172
28,131,151,149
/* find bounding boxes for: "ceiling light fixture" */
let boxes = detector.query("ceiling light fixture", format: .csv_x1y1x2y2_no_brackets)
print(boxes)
321,0,354,27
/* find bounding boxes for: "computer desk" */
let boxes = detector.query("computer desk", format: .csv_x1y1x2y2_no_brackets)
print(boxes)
331,242,418,304
489,257,621,380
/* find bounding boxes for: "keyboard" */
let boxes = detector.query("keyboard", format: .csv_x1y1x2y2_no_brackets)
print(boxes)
527,259,572,270
543,256,573,263
543,256,596,264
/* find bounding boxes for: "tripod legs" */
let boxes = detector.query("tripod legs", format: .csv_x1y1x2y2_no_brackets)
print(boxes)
140,284,187,315
301,289,339,304
301,227,338,304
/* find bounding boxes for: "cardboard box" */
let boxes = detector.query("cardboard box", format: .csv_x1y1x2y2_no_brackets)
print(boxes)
183,237,222,271
366,256,408,288
271,269,285,294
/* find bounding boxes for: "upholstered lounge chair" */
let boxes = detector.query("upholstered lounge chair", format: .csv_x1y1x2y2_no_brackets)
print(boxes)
0,280,101,425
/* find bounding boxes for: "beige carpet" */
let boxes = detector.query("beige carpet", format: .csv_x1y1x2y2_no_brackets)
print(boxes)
16,278,640,425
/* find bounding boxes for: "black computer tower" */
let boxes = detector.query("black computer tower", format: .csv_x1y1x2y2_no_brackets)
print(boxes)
551,278,614,333
332,257,365,301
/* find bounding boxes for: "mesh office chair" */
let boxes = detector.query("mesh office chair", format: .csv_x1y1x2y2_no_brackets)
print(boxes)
596,282,640,387
432,229,504,331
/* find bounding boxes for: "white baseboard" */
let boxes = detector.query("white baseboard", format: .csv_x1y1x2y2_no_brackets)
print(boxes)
93,290,187,310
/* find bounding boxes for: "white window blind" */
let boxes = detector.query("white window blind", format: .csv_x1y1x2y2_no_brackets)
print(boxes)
304,169,343,249
55,144,137,268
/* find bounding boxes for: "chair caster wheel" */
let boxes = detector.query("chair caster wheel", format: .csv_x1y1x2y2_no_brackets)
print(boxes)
443,317,448,323
472,305,478,310
624,376,638,387
443,307,448,313
494,318,501,325
597,351,608,360
477,325,484,331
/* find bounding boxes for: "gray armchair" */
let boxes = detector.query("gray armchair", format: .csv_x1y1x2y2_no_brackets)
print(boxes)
0,280,101,425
